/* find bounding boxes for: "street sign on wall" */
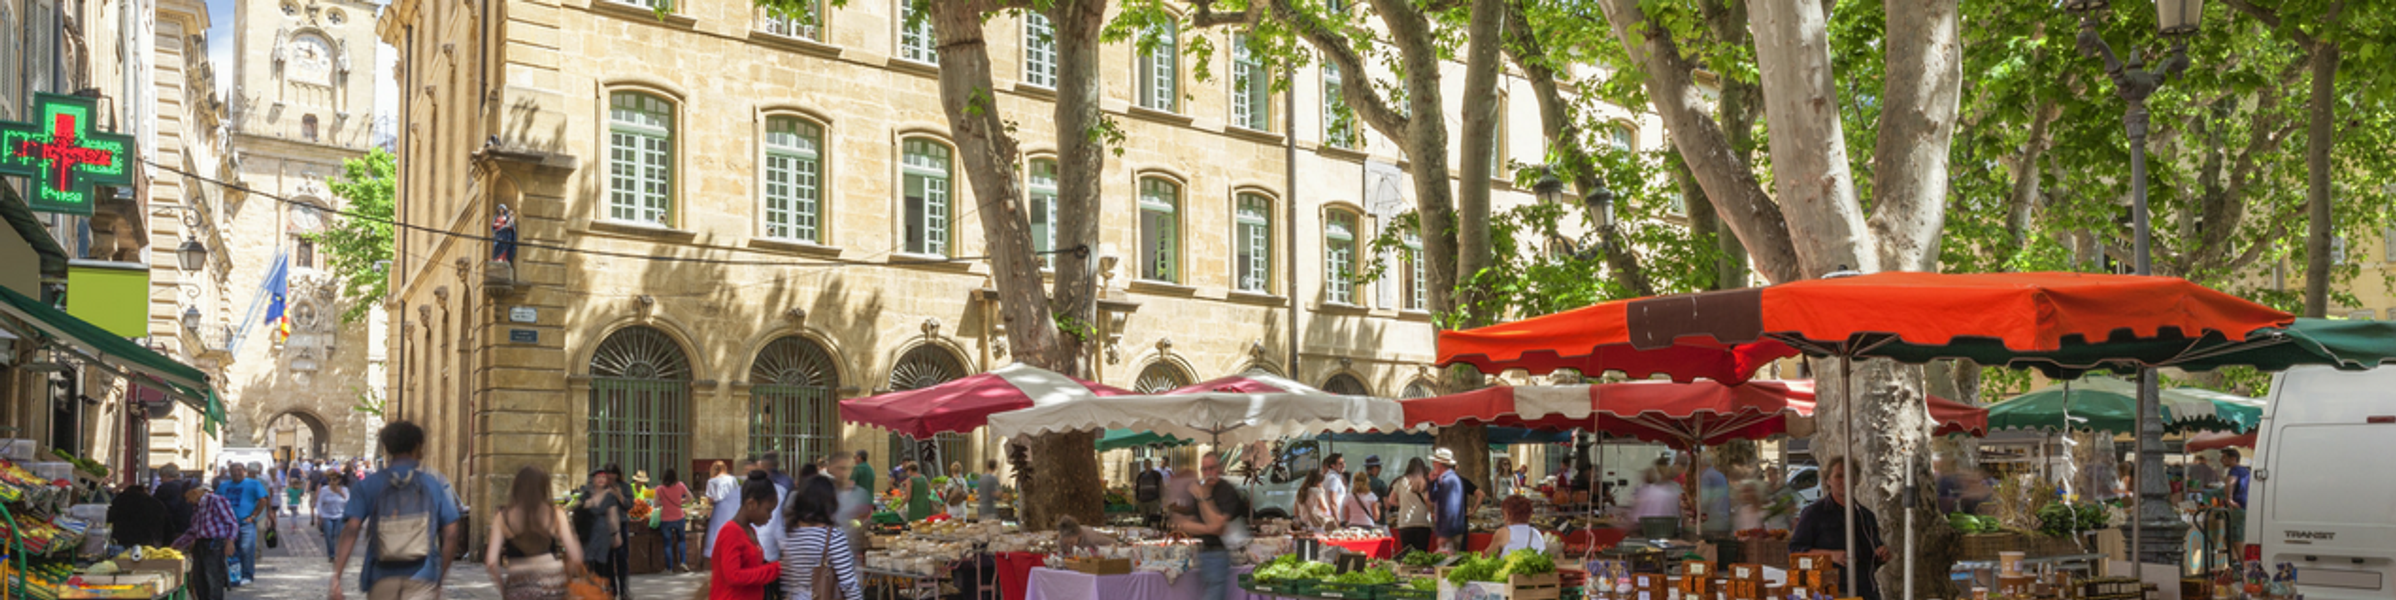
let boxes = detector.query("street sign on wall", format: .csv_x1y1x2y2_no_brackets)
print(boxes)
0,94,135,216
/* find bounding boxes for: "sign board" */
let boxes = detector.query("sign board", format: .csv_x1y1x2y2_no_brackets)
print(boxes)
508,329,538,344
508,306,538,323
0,94,135,215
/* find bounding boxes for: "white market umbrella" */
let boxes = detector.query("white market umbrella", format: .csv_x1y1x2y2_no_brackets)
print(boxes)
986,391,1409,446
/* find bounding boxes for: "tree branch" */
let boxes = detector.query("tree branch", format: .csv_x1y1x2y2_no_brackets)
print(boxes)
1593,0,1802,284
1866,0,1964,272
1263,0,1410,137
1502,0,1654,296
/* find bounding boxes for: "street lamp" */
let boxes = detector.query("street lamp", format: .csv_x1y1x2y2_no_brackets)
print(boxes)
1534,166,1618,254
2071,0,2199,573
180,307,202,332
177,238,209,271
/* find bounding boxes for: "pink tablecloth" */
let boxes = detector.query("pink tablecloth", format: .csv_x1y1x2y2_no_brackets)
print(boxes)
1021,566,1270,600
1317,537,1396,559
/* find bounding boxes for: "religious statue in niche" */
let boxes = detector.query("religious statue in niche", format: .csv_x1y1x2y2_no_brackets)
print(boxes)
282,272,341,374
491,203,517,263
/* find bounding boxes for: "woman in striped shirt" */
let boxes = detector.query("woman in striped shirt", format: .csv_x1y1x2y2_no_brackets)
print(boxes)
779,475,863,600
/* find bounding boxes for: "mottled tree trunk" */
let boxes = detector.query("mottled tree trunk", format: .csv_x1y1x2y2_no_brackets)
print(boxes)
924,0,1103,531
2300,41,2338,318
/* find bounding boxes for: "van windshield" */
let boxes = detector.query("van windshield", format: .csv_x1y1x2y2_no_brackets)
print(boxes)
2269,424,2396,526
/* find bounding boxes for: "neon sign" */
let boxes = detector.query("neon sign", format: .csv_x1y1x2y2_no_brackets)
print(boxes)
0,93,135,215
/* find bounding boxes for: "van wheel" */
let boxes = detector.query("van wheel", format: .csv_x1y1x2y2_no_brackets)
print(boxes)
1254,508,1289,520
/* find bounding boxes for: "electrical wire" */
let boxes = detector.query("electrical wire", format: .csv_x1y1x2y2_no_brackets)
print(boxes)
141,158,1089,269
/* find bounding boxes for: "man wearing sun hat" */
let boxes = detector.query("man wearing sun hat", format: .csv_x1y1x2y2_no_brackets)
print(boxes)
1427,448,1469,552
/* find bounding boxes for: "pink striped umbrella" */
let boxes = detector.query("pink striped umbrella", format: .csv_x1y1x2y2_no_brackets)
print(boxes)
841,363,1133,440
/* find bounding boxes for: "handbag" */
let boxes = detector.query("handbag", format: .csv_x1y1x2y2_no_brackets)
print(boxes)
264,526,280,549
567,572,612,600
811,526,839,600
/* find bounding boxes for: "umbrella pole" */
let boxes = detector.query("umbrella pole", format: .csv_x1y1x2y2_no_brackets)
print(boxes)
1904,450,1915,600
1841,355,1858,598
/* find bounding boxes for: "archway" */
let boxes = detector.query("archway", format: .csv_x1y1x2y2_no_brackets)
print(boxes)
750,335,840,466
1321,373,1370,396
886,345,968,477
1134,361,1192,393
265,410,333,461
587,325,693,481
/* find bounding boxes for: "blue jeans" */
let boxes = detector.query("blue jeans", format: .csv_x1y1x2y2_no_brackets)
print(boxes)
1199,548,1231,600
661,520,687,570
234,522,258,583
321,519,346,560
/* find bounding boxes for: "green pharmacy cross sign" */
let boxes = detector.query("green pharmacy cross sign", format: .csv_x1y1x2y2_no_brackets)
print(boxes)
0,93,135,215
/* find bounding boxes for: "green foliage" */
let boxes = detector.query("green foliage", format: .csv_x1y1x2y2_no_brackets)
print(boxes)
1330,568,1398,585
1399,550,1445,568
1255,554,1337,583
311,147,396,324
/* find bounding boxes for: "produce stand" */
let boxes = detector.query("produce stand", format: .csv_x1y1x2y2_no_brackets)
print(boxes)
0,456,187,600
1026,566,1270,600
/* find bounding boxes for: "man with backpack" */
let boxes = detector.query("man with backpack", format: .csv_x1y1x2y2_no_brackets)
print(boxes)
329,422,463,600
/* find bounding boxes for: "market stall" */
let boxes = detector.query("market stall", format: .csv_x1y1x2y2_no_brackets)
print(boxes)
0,456,187,600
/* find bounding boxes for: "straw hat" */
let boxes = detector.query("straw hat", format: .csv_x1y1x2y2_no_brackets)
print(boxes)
1430,448,1457,466
631,470,652,485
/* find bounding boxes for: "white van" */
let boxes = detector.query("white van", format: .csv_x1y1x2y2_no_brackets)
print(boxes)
2246,366,2396,600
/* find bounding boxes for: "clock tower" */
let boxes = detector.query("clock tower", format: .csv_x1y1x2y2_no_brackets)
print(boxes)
216,0,387,459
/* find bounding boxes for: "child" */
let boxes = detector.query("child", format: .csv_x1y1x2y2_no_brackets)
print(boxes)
710,474,785,600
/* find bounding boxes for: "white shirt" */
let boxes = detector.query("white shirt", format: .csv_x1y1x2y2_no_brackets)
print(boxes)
756,483,790,561
1321,470,1349,523
1498,524,1546,554
316,487,350,521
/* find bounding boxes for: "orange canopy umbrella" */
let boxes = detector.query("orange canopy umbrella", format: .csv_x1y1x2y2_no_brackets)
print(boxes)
1438,272,2293,383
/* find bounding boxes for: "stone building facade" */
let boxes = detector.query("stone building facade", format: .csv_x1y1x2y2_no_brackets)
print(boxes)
375,0,1657,521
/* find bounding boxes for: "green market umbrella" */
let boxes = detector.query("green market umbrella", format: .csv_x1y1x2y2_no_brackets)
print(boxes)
1874,318,2396,378
1989,376,2264,434
1095,428,1192,451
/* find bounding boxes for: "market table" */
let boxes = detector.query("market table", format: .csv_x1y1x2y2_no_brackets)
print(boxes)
1021,566,1272,600
1316,537,1395,559
996,552,1051,600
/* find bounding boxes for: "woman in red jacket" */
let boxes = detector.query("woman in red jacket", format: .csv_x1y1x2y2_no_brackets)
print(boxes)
710,473,784,600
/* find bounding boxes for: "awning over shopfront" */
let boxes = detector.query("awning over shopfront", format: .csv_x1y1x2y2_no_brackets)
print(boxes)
0,285,222,433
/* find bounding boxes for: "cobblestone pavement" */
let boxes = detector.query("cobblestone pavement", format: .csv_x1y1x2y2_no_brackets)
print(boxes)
230,505,709,600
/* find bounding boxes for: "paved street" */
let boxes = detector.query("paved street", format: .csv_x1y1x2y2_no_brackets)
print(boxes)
231,505,708,600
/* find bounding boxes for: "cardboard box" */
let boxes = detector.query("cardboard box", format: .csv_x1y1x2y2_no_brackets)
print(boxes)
1792,553,1839,572
1063,557,1131,575
1730,564,1764,582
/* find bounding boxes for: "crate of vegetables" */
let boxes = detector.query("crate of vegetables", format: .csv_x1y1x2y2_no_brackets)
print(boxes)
1387,579,1439,600
1316,567,1401,599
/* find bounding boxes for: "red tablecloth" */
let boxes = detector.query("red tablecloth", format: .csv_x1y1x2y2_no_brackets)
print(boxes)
1318,537,1397,559
997,552,1052,600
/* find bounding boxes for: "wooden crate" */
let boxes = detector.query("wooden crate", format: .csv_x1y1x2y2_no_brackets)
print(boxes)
1512,573,1566,600
1959,533,2021,561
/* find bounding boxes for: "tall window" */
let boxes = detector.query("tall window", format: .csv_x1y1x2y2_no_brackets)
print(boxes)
902,139,953,257
1138,178,1180,283
749,336,839,460
587,326,693,484
1323,64,1354,148
608,91,674,226
2384,228,2396,262
295,238,317,269
1326,210,1359,304
761,116,823,242
1024,11,1056,88
301,114,320,141
1231,34,1270,131
1138,20,1179,111
1489,98,1507,175
1401,230,1425,310
899,0,939,64
1609,122,1636,150
763,0,822,39
1028,159,1059,268
1234,193,1272,293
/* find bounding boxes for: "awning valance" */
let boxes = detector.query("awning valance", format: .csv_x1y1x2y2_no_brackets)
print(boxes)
0,285,216,412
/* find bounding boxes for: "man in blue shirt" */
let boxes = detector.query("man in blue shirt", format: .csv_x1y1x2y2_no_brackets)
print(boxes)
329,421,462,600
212,463,270,586
1427,448,1468,551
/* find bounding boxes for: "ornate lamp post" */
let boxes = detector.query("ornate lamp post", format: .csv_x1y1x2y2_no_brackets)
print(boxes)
2069,0,2202,574
1534,167,1617,254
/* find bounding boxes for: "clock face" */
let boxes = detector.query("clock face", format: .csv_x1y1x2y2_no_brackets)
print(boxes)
289,36,334,85
290,204,322,232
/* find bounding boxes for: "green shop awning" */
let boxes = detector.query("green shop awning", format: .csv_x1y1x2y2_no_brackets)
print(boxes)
0,285,216,415
1096,429,1192,452
1988,376,2263,435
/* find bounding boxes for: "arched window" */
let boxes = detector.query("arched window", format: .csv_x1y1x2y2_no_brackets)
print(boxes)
1135,361,1192,393
888,346,968,475
1027,158,1059,268
750,336,839,460
588,326,692,480
1234,193,1272,293
900,138,954,256
762,116,824,242
1023,12,1056,88
1138,178,1181,283
762,0,823,39
1137,18,1179,111
1322,63,1354,148
301,114,320,141
1321,373,1369,396
898,0,938,64
1401,381,1434,399
1230,34,1270,131
1325,209,1360,304
607,91,675,225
